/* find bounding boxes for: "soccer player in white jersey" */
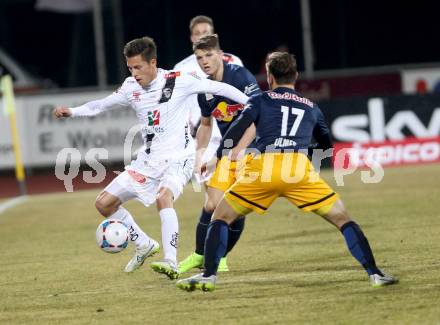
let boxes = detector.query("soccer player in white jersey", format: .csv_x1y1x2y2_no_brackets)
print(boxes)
174,15,243,166
53,36,249,280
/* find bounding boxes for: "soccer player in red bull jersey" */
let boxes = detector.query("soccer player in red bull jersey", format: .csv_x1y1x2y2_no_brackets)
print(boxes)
177,52,398,291
178,35,261,273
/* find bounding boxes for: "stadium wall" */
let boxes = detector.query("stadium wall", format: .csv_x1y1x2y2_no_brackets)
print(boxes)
0,90,140,169
1,91,439,171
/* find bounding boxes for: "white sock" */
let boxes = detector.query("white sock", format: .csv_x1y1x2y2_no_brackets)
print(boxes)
109,207,150,248
159,208,179,263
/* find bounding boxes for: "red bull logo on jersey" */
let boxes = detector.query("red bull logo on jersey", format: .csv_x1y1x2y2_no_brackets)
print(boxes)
212,101,244,122
147,109,160,126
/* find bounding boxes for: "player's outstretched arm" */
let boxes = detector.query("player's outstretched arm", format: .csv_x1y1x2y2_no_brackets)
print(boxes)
183,71,249,104
54,87,130,119
209,80,249,105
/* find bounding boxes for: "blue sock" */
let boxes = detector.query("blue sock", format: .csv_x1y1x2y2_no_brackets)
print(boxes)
225,217,245,256
203,220,228,277
195,209,213,255
340,221,381,276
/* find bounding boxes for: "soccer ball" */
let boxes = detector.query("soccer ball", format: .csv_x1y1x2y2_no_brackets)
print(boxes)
96,219,129,253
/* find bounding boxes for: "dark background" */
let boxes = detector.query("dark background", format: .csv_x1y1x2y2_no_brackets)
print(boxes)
1,0,439,88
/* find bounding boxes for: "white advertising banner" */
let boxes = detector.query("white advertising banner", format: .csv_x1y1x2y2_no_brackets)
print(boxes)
0,116,13,166
401,68,440,94
0,91,141,169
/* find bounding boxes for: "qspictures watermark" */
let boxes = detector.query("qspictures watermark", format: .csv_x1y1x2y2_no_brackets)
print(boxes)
54,125,387,192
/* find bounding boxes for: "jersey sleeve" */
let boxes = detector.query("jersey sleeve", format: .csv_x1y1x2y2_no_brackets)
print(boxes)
232,55,243,67
223,53,244,67
197,93,212,118
181,72,249,105
313,106,330,137
240,95,261,123
70,82,130,117
312,106,333,149
236,68,261,97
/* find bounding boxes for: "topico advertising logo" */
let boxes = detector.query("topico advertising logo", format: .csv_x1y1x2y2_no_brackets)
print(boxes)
147,110,160,126
212,101,244,122
327,97,440,170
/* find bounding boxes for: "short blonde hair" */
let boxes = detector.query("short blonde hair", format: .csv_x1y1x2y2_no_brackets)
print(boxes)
189,15,214,33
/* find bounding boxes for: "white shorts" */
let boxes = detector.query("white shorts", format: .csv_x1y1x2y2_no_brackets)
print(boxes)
104,157,194,207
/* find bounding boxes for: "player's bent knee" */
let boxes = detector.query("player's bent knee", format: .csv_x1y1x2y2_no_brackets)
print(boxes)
320,200,352,229
204,199,218,213
95,199,112,217
204,187,224,212
211,199,242,225
95,192,119,217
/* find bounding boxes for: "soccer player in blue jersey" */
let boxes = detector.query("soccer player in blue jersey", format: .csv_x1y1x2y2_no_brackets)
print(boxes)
177,52,398,291
178,35,261,273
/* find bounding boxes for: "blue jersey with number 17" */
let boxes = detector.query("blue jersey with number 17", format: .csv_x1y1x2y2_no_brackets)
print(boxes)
242,87,330,153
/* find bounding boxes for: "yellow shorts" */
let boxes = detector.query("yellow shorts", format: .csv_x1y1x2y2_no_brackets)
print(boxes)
207,155,252,192
224,152,339,215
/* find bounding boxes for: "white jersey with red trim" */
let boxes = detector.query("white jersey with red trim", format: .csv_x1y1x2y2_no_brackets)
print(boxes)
70,68,248,175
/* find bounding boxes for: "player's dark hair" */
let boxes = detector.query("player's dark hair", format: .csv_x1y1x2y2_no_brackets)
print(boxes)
123,36,157,62
189,15,214,33
266,52,298,84
193,34,221,52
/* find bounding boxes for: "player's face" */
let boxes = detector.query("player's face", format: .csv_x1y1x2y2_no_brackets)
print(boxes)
195,49,223,78
190,23,213,44
126,55,157,87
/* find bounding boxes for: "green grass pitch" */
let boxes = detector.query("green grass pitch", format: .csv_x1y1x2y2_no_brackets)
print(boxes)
1,164,440,324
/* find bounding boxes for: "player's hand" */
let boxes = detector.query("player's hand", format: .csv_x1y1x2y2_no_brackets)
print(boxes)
53,106,72,118
200,162,208,175
229,147,246,162
229,148,239,162
193,159,203,176
202,157,218,177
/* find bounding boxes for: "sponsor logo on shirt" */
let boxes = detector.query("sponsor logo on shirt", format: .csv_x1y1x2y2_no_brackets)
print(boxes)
212,101,244,122
147,109,160,126
162,88,172,100
189,71,201,80
164,71,181,79
132,91,141,102
268,91,313,108
244,83,259,95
